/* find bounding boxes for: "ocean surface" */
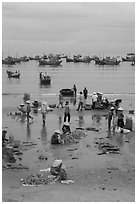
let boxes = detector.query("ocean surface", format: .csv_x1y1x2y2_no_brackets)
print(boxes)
2,58,135,164
2,59,135,110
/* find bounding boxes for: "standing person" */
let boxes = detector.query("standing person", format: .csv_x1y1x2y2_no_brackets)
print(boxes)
117,107,124,129
41,101,48,125
83,87,88,106
91,92,98,109
26,100,33,124
57,92,64,108
83,87,88,100
64,101,70,122
112,112,117,134
73,84,77,97
108,107,115,132
77,92,84,111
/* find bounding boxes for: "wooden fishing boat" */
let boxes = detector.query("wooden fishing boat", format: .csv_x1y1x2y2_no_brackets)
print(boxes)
60,88,74,96
39,72,51,85
7,70,20,78
40,77,51,85
39,59,62,66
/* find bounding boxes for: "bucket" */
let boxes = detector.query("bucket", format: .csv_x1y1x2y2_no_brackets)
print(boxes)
125,116,133,131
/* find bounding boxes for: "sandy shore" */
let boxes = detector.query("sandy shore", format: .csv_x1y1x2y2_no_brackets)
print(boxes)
2,96,135,202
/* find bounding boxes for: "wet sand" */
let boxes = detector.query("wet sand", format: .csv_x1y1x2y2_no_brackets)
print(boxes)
2,96,135,202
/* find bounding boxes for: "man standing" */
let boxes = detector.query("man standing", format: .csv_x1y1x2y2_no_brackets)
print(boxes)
64,101,70,122
77,92,84,111
91,92,98,109
117,107,124,128
83,87,88,106
57,92,64,108
41,101,48,125
26,100,33,124
108,107,115,132
73,84,77,97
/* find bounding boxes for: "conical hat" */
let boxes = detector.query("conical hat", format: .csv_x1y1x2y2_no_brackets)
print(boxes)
51,160,62,167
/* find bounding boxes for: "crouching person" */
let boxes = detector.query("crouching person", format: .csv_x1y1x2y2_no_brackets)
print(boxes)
51,130,62,144
50,160,67,181
62,122,71,134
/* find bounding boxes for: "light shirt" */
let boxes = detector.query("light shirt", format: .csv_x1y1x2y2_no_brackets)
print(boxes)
79,95,84,103
92,94,98,102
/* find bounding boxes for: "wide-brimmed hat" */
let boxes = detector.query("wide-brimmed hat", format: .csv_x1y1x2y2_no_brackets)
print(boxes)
51,160,62,168
2,129,7,133
93,92,96,95
118,107,123,111
111,107,115,110
54,130,61,134
65,101,69,104
20,104,25,106
64,122,70,126
26,100,30,104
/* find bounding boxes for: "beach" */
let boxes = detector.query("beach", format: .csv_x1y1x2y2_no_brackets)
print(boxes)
2,59,135,202
2,99,135,202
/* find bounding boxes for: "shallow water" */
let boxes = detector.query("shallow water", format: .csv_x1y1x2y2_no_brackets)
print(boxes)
2,59,135,158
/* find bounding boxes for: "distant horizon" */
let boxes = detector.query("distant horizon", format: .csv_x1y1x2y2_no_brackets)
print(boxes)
2,2,135,58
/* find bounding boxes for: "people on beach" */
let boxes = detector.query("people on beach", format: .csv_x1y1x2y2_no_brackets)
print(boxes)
83,87,88,99
73,84,77,97
23,92,30,104
51,130,62,144
77,92,84,111
18,104,26,115
64,101,71,122
91,92,98,109
117,107,124,129
108,107,115,132
41,101,48,125
83,87,88,107
50,159,67,181
62,122,71,134
26,100,33,123
57,92,64,108
2,129,8,146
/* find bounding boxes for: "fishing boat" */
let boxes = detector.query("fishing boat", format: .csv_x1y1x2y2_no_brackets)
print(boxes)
66,57,74,62
7,70,20,78
95,57,121,65
20,56,30,62
60,88,74,96
39,58,62,66
122,53,135,62
2,57,16,65
39,72,51,85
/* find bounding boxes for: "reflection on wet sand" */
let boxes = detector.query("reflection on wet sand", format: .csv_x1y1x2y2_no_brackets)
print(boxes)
40,124,48,143
26,124,31,139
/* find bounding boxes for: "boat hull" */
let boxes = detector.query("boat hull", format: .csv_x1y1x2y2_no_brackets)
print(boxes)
39,60,62,66
60,89,74,96
40,78,51,85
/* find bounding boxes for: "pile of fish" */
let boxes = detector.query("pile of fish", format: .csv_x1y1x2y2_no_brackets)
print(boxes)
20,173,50,186
97,142,120,155
62,130,87,144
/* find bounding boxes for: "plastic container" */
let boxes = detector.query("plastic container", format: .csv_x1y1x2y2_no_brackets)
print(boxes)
125,116,133,131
